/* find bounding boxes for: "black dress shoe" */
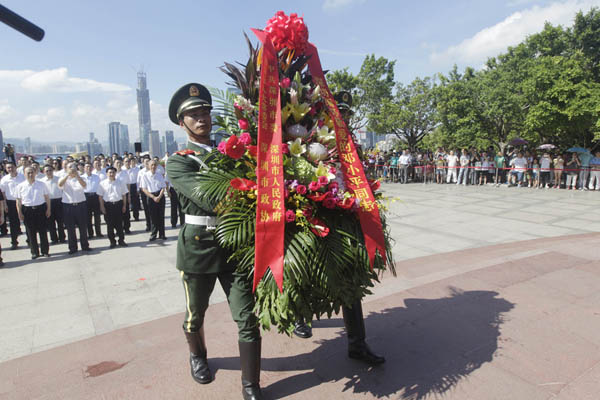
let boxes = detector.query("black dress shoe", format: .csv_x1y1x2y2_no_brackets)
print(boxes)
348,342,386,365
159,236,167,240
10,244,18,250
145,227,151,232
118,241,128,247
42,253,50,258
68,250,78,255
109,243,117,249
149,236,157,242
293,321,313,339
190,353,212,384
31,254,39,260
97,233,104,238
82,247,92,252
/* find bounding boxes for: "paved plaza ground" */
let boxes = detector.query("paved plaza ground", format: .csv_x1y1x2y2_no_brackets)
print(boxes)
0,183,598,399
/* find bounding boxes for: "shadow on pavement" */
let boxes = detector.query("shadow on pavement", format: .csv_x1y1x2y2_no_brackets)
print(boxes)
212,289,514,399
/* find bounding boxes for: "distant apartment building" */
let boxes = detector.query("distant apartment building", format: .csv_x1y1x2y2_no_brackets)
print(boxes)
165,130,178,154
136,72,152,152
120,124,130,153
108,122,130,155
149,130,160,157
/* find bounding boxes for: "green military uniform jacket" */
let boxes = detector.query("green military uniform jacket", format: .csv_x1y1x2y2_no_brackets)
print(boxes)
166,141,233,274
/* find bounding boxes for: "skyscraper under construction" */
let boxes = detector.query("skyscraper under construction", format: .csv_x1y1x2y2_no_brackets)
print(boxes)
136,71,152,152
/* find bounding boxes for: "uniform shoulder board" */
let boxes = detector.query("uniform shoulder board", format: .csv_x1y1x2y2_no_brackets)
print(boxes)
174,149,197,156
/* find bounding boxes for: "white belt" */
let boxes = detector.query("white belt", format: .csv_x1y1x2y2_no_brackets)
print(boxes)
186,215,218,227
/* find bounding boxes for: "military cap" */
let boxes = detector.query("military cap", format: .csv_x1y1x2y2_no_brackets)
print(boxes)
334,91,353,112
168,83,212,124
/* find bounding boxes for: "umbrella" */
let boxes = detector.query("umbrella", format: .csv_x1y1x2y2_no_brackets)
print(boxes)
567,147,590,153
509,138,528,146
537,144,556,150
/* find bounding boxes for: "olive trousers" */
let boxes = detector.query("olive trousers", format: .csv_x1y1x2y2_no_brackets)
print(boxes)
181,270,260,342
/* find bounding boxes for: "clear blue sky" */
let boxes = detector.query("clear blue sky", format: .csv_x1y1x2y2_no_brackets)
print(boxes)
1,0,598,144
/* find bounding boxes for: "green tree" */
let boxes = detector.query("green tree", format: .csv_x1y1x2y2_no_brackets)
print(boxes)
370,76,436,150
326,55,395,132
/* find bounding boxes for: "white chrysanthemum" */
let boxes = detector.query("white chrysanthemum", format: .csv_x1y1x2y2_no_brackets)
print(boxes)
307,143,328,162
286,124,309,139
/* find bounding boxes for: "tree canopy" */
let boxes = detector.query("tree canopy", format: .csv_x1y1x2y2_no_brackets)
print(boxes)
327,8,600,152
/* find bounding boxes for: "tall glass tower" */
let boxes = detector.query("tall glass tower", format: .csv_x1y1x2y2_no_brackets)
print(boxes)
136,71,152,152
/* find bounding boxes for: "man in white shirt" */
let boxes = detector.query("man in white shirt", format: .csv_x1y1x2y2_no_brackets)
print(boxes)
0,161,25,249
458,149,470,185
127,157,141,222
398,150,411,184
82,163,103,238
92,159,107,181
115,158,131,234
98,167,128,248
59,162,91,255
16,167,51,259
40,165,65,244
509,152,528,187
445,150,459,183
141,159,167,241
138,157,152,232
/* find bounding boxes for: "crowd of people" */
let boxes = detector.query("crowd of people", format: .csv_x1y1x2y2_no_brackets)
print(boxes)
0,152,183,265
369,146,600,190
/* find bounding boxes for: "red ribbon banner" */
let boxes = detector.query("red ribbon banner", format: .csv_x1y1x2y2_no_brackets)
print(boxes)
251,28,285,292
305,43,387,268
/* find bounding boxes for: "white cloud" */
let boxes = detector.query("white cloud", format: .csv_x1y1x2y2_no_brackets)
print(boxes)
430,0,600,66
20,68,131,93
323,0,368,11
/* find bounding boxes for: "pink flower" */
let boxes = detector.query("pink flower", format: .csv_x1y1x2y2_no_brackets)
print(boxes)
239,132,252,145
328,181,339,191
281,77,291,89
329,166,336,174
323,197,337,209
282,143,289,154
318,175,329,185
308,181,321,191
285,209,296,222
238,119,249,130
302,207,312,217
295,184,307,195
217,141,227,154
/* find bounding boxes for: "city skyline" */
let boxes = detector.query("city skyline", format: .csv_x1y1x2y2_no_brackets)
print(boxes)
2,0,599,143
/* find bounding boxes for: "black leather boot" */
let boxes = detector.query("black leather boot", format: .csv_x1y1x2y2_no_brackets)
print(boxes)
184,329,212,384
239,339,263,400
293,317,313,339
342,301,385,365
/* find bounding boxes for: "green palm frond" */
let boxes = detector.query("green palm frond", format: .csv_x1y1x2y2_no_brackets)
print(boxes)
208,86,236,119
192,168,239,208
215,208,255,250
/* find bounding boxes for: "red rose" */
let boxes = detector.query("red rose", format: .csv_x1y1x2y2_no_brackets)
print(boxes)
230,178,257,191
318,176,329,185
239,132,252,145
295,184,307,195
281,77,291,89
323,197,337,209
308,181,321,191
302,207,313,217
247,145,258,158
282,143,289,154
238,119,249,130
225,135,246,159
285,209,296,222
328,181,339,191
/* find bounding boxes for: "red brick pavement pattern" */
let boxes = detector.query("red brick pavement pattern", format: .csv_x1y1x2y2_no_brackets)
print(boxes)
1,233,599,400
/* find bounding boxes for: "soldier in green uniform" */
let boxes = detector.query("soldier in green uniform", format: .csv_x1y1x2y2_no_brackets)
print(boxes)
293,91,385,365
166,83,263,400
